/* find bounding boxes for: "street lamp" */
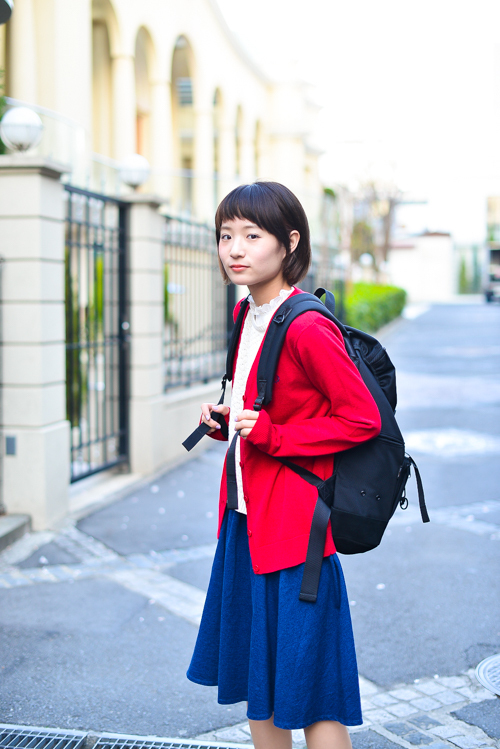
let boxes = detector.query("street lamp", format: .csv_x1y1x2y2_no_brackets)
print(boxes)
119,154,151,189
0,107,44,152
0,0,13,25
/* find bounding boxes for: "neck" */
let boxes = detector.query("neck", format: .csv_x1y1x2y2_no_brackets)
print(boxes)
247,277,292,307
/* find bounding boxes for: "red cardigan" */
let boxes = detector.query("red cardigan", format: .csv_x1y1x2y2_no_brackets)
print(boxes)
211,288,381,574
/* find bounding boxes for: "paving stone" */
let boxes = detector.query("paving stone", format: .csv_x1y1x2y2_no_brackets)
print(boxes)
409,716,444,731
434,690,464,706
452,700,500,740
363,709,396,724
414,681,447,696
389,688,422,701
411,697,443,711
427,743,456,749
383,722,410,737
372,693,400,707
447,736,488,749
362,699,377,711
360,676,380,696
405,731,435,745
291,728,306,746
431,726,466,739
383,722,434,745
385,703,419,718
351,729,403,749
437,676,468,689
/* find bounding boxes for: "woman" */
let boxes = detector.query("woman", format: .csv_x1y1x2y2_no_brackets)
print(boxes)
187,182,381,749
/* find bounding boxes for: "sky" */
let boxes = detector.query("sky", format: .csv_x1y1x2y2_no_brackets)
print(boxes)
216,0,500,243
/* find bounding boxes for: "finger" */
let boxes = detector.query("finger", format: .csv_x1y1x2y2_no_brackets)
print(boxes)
239,409,259,420
202,411,221,430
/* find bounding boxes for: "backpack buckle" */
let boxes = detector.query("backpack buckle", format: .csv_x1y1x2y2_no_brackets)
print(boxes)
274,305,293,324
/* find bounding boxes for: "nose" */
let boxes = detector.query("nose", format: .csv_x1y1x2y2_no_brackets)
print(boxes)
229,236,245,257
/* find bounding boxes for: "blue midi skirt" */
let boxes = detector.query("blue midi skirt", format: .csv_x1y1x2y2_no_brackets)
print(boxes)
187,509,362,730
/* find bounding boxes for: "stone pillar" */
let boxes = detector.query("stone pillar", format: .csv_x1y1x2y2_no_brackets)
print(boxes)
194,106,215,221
8,0,38,102
150,78,173,201
218,112,237,202
125,195,166,474
111,54,137,161
240,120,256,184
0,156,70,529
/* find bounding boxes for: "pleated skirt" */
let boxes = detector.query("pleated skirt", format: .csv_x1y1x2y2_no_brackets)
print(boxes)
187,509,362,730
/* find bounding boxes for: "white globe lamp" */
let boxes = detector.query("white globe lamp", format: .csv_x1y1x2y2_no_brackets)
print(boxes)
359,253,374,268
0,107,44,152
119,154,151,189
0,0,13,25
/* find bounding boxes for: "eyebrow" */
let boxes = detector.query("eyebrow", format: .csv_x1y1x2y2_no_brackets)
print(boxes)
220,223,259,230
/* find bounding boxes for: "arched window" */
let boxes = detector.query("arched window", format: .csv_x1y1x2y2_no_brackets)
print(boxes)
135,27,153,160
171,35,195,215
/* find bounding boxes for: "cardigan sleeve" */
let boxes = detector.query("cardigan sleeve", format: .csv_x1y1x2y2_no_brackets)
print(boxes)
246,316,381,457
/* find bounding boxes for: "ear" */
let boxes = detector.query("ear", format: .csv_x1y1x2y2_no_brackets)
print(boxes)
289,230,300,253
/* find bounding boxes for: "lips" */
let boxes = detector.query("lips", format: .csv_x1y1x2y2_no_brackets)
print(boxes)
230,265,249,271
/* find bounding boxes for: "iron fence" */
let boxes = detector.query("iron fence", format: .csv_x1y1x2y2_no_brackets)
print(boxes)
65,185,129,482
163,215,231,390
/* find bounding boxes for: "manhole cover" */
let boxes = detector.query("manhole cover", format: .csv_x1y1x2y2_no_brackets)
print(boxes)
476,653,500,696
0,725,87,749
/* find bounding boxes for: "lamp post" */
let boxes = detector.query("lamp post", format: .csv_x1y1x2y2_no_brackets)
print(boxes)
0,106,44,152
119,153,151,190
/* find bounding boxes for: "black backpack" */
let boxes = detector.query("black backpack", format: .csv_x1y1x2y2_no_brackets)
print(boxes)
183,288,429,602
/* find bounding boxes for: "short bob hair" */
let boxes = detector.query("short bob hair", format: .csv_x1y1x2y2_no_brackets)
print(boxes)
215,181,311,286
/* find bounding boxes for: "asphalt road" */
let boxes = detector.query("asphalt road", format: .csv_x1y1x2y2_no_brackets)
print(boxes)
0,302,499,737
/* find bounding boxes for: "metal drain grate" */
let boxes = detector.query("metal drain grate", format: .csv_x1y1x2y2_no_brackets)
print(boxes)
94,735,250,749
0,725,87,749
475,653,500,696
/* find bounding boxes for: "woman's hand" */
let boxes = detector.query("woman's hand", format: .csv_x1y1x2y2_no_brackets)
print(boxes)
201,403,229,433
234,409,260,439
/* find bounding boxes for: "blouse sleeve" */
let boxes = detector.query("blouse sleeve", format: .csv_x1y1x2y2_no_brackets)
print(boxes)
246,316,381,457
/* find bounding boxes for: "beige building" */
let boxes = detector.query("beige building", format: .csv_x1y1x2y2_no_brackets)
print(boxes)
0,0,321,221
0,0,323,534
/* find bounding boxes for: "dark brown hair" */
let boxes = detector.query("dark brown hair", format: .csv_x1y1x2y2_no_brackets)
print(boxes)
215,181,311,285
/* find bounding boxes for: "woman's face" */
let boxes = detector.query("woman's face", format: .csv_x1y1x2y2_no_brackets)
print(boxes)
218,217,287,288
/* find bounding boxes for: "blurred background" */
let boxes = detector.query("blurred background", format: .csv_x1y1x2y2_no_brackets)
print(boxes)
0,0,499,576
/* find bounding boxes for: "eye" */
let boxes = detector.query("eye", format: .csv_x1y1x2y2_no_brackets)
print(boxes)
220,233,231,241
247,233,259,240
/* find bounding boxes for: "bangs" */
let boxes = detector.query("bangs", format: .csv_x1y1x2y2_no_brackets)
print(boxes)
215,183,284,241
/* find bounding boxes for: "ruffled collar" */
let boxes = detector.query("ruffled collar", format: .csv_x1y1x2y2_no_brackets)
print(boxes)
248,288,295,332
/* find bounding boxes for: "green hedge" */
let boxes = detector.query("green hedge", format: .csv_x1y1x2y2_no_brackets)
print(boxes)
344,282,407,333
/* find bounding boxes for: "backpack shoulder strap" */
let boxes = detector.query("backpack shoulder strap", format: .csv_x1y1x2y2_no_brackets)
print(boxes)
182,296,249,452
226,296,249,383
253,292,345,410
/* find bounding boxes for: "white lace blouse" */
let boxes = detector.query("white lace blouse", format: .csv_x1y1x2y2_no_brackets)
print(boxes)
228,288,295,514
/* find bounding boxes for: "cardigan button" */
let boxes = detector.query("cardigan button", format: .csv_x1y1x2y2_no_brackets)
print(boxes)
253,564,259,572
243,494,249,503
239,461,243,468
247,529,252,537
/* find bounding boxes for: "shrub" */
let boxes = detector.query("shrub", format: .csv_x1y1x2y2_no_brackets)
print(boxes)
345,282,407,333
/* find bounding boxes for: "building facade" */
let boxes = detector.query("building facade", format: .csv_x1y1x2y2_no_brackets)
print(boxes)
0,0,322,222
0,0,324,532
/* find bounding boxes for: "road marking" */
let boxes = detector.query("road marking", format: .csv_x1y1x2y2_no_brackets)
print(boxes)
391,499,500,539
405,428,500,457
106,567,206,626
